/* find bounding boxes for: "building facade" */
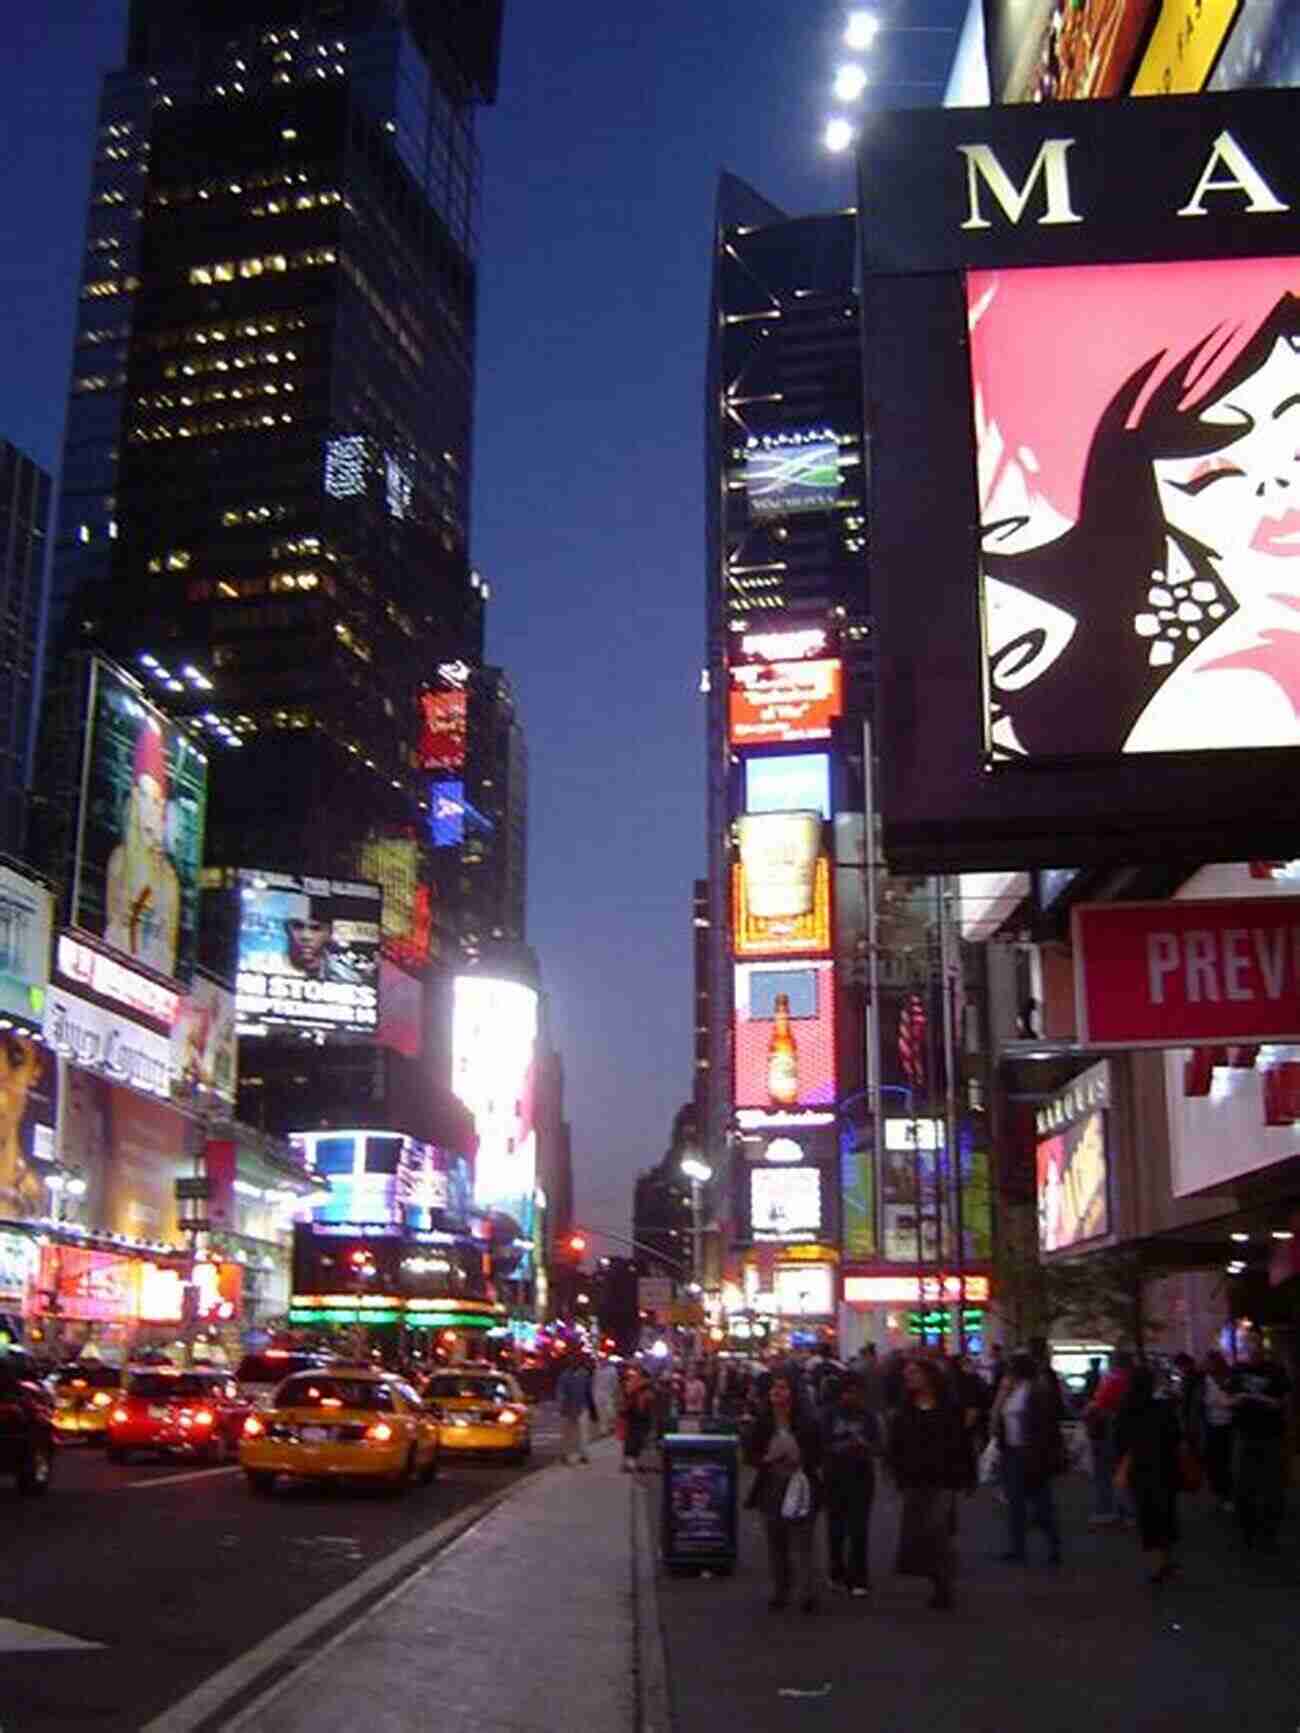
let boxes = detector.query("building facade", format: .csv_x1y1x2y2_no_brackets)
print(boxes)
0,442,50,859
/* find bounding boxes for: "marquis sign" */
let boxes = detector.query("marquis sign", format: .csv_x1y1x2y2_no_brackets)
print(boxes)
858,88,1300,873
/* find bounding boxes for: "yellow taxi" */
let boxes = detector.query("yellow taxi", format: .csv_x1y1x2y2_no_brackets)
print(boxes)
50,1363,122,1442
239,1366,439,1495
425,1366,532,1462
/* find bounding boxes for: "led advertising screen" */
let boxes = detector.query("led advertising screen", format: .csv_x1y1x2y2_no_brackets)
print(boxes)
744,753,831,820
729,659,843,749
0,866,52,1028
0,1031,58,1221
858,90,1300,870
416,688,468,772
452,976,538,1265
1036,1061,1112,1253
429,782,492,849
73,658,208,983
235,872,381,1036
742,431,842,518
354,837,431,969
170,973,237,1110
734,960,836,1110
983,0,1160,101
749,1164,823,1243
733,813,830,959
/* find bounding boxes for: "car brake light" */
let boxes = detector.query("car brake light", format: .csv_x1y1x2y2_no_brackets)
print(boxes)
92,1391,113,1408
243,1415,264,1437
191,1408,214,1427
497,1410,518,1427
111,1408,128,1425
366,1421,394,1443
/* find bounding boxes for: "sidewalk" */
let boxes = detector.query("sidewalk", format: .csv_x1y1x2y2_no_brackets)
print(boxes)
643,1464,1300,1733
234,1439,635,1733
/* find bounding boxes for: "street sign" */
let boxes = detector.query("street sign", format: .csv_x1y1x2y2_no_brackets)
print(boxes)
174,1176,211,1201
637,1276,673,1311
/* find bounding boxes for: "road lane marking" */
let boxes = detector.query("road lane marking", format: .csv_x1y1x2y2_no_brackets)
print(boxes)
128,1465,242,1490
0,1617,105,1653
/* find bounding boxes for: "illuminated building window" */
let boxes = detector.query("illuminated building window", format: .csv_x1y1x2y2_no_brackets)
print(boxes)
325,434,367,498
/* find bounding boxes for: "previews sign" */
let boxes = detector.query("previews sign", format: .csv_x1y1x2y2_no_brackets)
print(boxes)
1073,898,1300,1048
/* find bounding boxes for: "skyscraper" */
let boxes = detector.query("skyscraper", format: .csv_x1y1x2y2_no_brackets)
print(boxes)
0,440,50,857
44,0,502,879
703,176,869,1340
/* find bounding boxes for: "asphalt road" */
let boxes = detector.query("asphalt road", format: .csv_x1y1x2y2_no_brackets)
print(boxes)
1,1406,563,1732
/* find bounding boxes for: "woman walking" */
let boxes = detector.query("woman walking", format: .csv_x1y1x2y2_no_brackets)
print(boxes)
887,1359,969,1611
745,1374,824,1613
1113,1364,1182,1584
1200,1350,1236,1513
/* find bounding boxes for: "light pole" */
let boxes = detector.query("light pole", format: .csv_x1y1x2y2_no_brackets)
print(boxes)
679,1156,713,1291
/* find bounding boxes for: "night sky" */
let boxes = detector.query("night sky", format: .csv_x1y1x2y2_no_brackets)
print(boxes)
0,3,963,1244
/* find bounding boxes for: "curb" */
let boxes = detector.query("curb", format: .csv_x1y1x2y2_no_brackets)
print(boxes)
630,1475,672,1733
140,1466,549,1733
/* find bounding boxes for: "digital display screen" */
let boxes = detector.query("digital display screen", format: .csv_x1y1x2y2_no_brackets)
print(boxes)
733,960,836,1109
452,977,538,1272
73,659,208,984
729,659,843,748
235,872,380,1036
773,1264,834,1315
745,753,832,820
743,432,841,518
1037,1109,1110,1253
417,689,467,772
429,781,492,849
971,255,1300,762
750,1165,823,1243
733,813,830,959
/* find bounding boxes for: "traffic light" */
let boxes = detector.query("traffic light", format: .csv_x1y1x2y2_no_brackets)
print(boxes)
567,1233,587,1255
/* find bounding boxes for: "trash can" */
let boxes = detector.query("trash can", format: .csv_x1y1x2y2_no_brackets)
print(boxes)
660,1431,740,1574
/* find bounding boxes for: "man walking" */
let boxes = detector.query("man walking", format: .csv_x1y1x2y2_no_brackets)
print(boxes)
821,1374,880,1597
1230,1328,1292,1551
556,1353,597,1465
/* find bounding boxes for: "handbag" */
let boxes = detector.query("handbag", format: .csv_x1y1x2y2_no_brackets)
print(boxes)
977,1437,1002,1486
781,1468,812,1521
1113,1452,1132,1492
1177,1441,1204,1494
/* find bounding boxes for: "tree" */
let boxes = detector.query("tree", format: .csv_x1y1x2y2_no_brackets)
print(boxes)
993,1239,1169,1351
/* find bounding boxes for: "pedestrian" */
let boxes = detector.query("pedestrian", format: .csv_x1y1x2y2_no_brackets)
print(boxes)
1084,1349,1135,1528
744,1373,824,1614
555,1353,596,1465
1200,1349,1236,1512
620,1366,655,1473
682,1363,707,1430
592,1356,620,1437
854,1342,886,1418
996,1351,1064,1567
1081,1355,1103,1404
886,1358,969,1611
1229,1326,1293,1552
1113,1363,1181,1584
821,1372,880,1598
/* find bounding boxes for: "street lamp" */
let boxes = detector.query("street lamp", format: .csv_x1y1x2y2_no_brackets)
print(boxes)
679,1156,713,1290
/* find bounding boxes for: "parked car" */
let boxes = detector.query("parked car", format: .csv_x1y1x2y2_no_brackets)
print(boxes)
0,1348,55,1495
50,1362,123,1443
108,1368,251,1464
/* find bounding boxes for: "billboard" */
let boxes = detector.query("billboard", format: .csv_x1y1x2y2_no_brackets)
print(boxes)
58,1068,191,1243
729,659,843,748
416,688,468,772
0,1032,58,1221
749,1164,823,1243
733,814,830,959
429,781,492,849
858,90,1300,870
0,867,52,1028
73,659,208,983
744,753,831,820
377,958,423,1058
742,430,842,518
983,0,1161,101
1073,895,1300,1047
235,871,380,1036
1036,1062,1112,1253
43,984,171,1101
354,837,431,969
292,1128,467,1229
734,960,836,1109
452,976,538,1265
170,974,237,1109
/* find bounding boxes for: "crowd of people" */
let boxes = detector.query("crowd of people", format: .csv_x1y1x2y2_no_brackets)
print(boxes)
564,1328,1293,1617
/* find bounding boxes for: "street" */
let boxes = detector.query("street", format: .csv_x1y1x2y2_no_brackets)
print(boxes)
1,1406,564,1732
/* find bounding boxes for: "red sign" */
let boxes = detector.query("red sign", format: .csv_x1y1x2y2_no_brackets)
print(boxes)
728,659,842,747
1073,897,1300,1047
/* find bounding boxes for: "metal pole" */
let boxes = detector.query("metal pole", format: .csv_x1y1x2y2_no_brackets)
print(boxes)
863,720,882,1264
939,875,964,1353
690,1178,701,1289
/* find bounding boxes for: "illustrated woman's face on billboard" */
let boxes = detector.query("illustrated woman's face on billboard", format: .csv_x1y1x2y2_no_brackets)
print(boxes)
1152,334,1300,571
